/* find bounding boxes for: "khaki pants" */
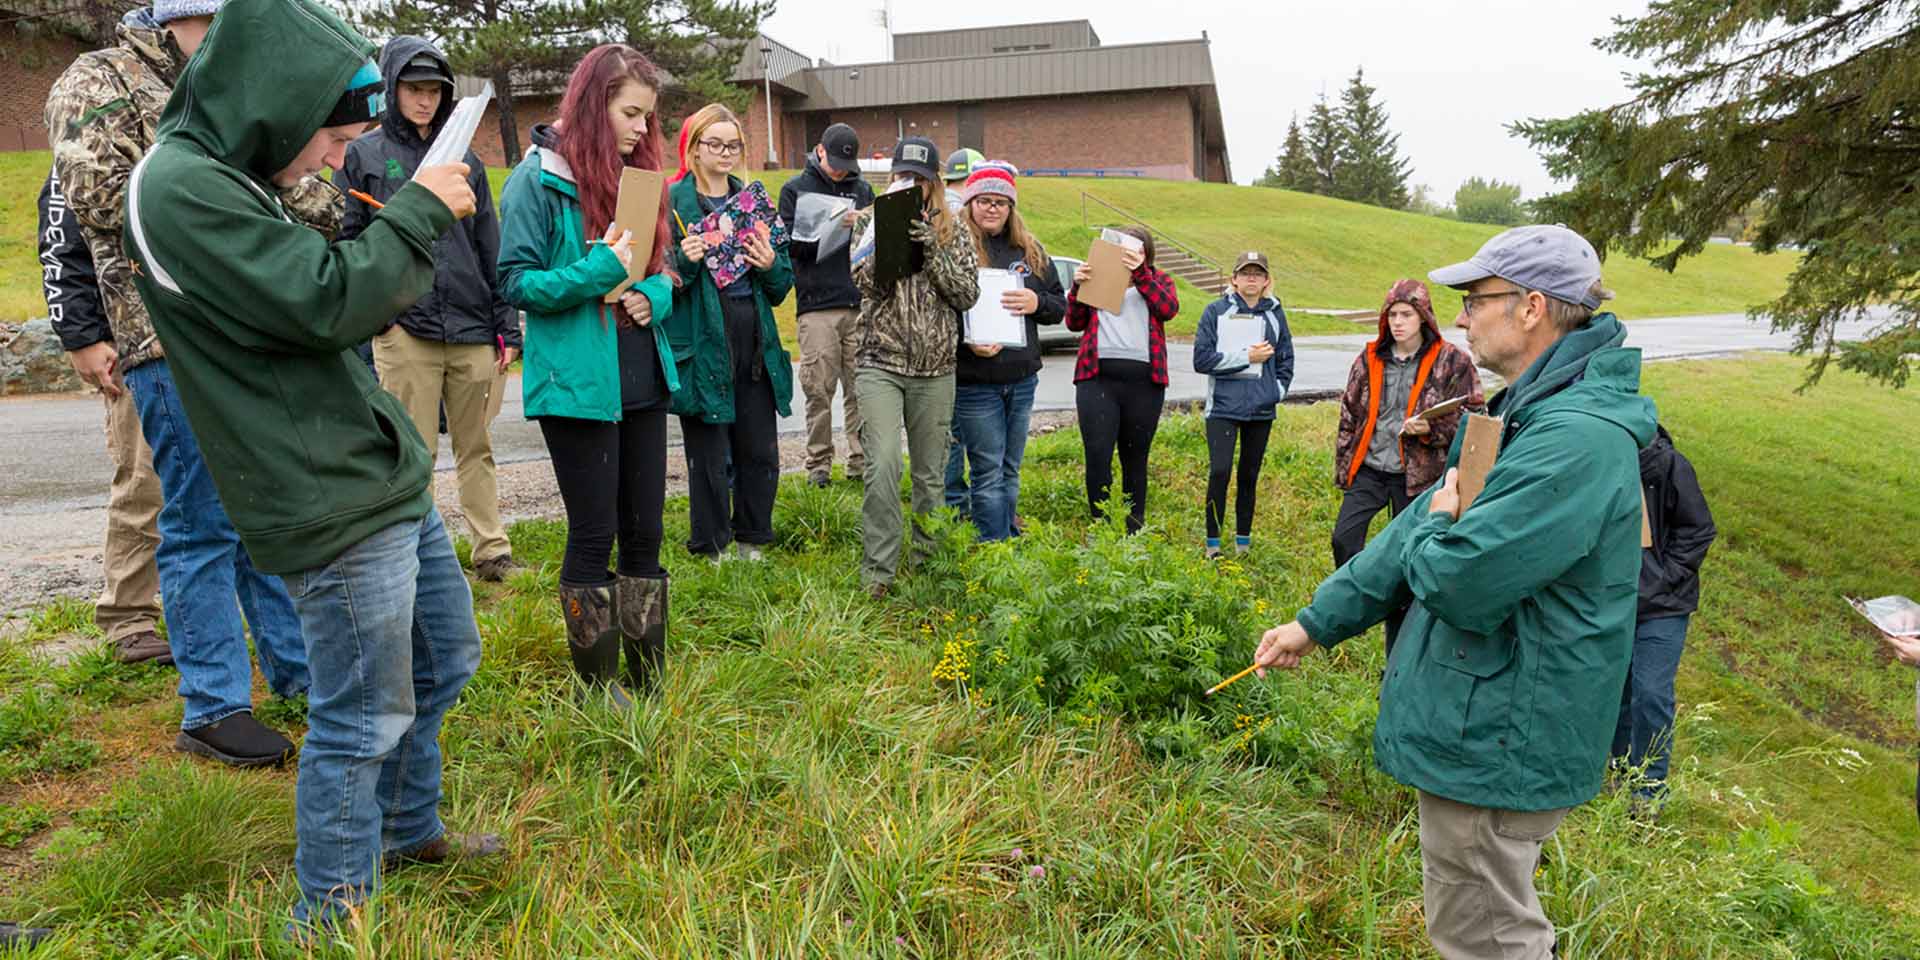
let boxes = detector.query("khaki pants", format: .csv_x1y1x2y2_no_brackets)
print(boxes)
1418,790,1569,960
374,327,510,563
798,307,864,477
97,388,163,641
855,368,953,587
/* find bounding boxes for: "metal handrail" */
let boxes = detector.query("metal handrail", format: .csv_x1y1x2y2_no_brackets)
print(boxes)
1079,191,1232,280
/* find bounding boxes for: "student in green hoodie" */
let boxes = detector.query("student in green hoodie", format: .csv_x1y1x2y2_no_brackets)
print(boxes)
497,44,678,707
1251,225,1656,960
121,0,497,931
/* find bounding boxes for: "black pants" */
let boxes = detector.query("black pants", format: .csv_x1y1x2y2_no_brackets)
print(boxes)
1076,372,1165,534
1332,464,1415,654
681,371,780,556
539,410,668,585
1205,417,1272,540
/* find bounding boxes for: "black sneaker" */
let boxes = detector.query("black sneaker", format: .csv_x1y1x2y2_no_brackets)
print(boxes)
176,712,296,768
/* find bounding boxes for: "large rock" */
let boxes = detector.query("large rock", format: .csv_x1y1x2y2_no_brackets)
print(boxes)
1,319,84,396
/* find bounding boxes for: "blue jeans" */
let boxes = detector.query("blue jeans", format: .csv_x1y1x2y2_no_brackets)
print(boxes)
1611,614,1690,798
123,360,308,729
945,375,1037,542
280,508,481,927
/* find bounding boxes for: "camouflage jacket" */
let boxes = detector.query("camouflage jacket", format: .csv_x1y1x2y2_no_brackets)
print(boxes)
45,13,341,372
850,211,980,377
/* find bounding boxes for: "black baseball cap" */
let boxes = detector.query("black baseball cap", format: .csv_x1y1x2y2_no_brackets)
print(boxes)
820,123,860,175
396,53,452,86
892,137,940,181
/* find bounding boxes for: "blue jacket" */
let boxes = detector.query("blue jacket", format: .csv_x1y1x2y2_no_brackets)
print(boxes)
1193,292,1293,421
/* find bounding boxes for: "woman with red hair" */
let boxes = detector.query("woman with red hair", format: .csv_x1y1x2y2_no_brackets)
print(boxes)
497,44,678,707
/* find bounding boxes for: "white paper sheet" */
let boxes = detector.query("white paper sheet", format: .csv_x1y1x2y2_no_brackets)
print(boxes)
793,192,856,258
1215,312,1267,378
1099,227,1144,253
418,83,492,171
965,269,1027,347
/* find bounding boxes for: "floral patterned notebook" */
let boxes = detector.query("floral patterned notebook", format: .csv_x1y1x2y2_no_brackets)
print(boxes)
689,181,790,290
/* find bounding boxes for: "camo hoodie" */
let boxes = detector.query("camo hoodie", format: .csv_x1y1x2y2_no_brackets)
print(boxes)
46,5,339,373
123,0,455,574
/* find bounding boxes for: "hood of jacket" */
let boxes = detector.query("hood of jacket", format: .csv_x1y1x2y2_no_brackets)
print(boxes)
1372,278,1440,358
1639,422,1675,472
156,0,377,185
377,35,453,148
1495,313,1658,449
118,7,185,81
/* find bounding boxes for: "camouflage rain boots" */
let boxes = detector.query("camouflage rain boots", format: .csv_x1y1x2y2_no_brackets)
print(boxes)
614,573,668,695
559,582,632,709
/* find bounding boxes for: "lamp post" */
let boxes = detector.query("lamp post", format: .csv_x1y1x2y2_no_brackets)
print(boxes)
759,39,776,168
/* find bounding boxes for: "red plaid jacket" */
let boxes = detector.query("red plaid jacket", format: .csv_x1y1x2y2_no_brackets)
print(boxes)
1065,266,1180,385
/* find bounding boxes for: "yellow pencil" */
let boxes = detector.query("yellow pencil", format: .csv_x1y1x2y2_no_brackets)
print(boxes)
672,209,688,237
1205,663,1261,697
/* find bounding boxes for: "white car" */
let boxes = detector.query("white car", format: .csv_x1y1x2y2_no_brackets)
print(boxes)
1038,255,1085,352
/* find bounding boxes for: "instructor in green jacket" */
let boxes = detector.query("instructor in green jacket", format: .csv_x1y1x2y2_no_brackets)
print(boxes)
123,0,497,932
1254,225,1656,960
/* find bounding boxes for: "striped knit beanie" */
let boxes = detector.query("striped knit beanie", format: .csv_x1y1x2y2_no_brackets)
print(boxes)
964,161,1018,205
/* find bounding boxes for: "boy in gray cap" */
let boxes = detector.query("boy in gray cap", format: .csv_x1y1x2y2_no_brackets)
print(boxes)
1253,224,1656,960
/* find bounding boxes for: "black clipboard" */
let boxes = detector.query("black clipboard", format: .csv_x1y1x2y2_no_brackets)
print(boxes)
872,188,926,288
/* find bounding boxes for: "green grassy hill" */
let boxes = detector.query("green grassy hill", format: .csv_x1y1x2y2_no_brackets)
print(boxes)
4,149,1796,345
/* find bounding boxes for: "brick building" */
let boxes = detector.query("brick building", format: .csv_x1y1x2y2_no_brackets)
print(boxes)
732,20,1231,182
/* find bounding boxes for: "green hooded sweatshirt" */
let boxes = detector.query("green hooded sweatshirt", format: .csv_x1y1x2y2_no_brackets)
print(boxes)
1296,314,1658,812
123,0,456,575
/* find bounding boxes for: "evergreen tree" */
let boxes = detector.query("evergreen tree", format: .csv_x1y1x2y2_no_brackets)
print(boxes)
352,0,768,166
1516,0,1920,387
1302,94,1343,197
1335,67,1411,209
1453,176,1526,226
1259,115,1316,191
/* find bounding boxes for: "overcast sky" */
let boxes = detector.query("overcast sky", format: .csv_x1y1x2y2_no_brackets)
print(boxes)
758,0,1655,203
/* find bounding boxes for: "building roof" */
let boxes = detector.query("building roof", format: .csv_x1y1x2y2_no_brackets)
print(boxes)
730,33,815,92
891,20,1100,60
788,37,1215,112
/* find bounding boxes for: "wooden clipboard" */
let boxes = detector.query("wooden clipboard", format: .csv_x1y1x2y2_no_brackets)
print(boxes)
1454,413,1503,517
604,167,663,303
1078,238,1132,314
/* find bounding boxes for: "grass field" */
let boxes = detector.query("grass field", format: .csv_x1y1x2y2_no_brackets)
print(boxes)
0,150,1795,347
1,353,1917,957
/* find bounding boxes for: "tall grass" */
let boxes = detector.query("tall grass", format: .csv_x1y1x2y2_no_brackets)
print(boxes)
0,355,1915,957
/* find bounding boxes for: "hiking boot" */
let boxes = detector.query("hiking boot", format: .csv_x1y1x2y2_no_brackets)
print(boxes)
176,711,295,768
112,630,173,666
615,573,668,696
0,922,52,949
383,831,505,870
1204,545,1223,561
809,470,830,488
473,554,518,583
844,463,866,483
735,543,766,563
560,582,632,709
866,582,890,601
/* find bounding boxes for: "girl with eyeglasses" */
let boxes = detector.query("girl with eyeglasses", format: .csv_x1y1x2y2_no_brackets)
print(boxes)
947,162,1065,542
665,103,795,562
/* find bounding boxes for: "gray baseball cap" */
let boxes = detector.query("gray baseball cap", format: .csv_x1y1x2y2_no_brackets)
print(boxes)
1428,224,1605,310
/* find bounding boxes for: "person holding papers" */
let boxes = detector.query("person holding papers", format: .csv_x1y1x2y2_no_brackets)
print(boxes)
946,162,1064,542
339,36,521,582
498,45,680,706
1065,226,1179,534
1192,251,1293,559
850,137,980,598
1330,279,1483,654
665,103,795,563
